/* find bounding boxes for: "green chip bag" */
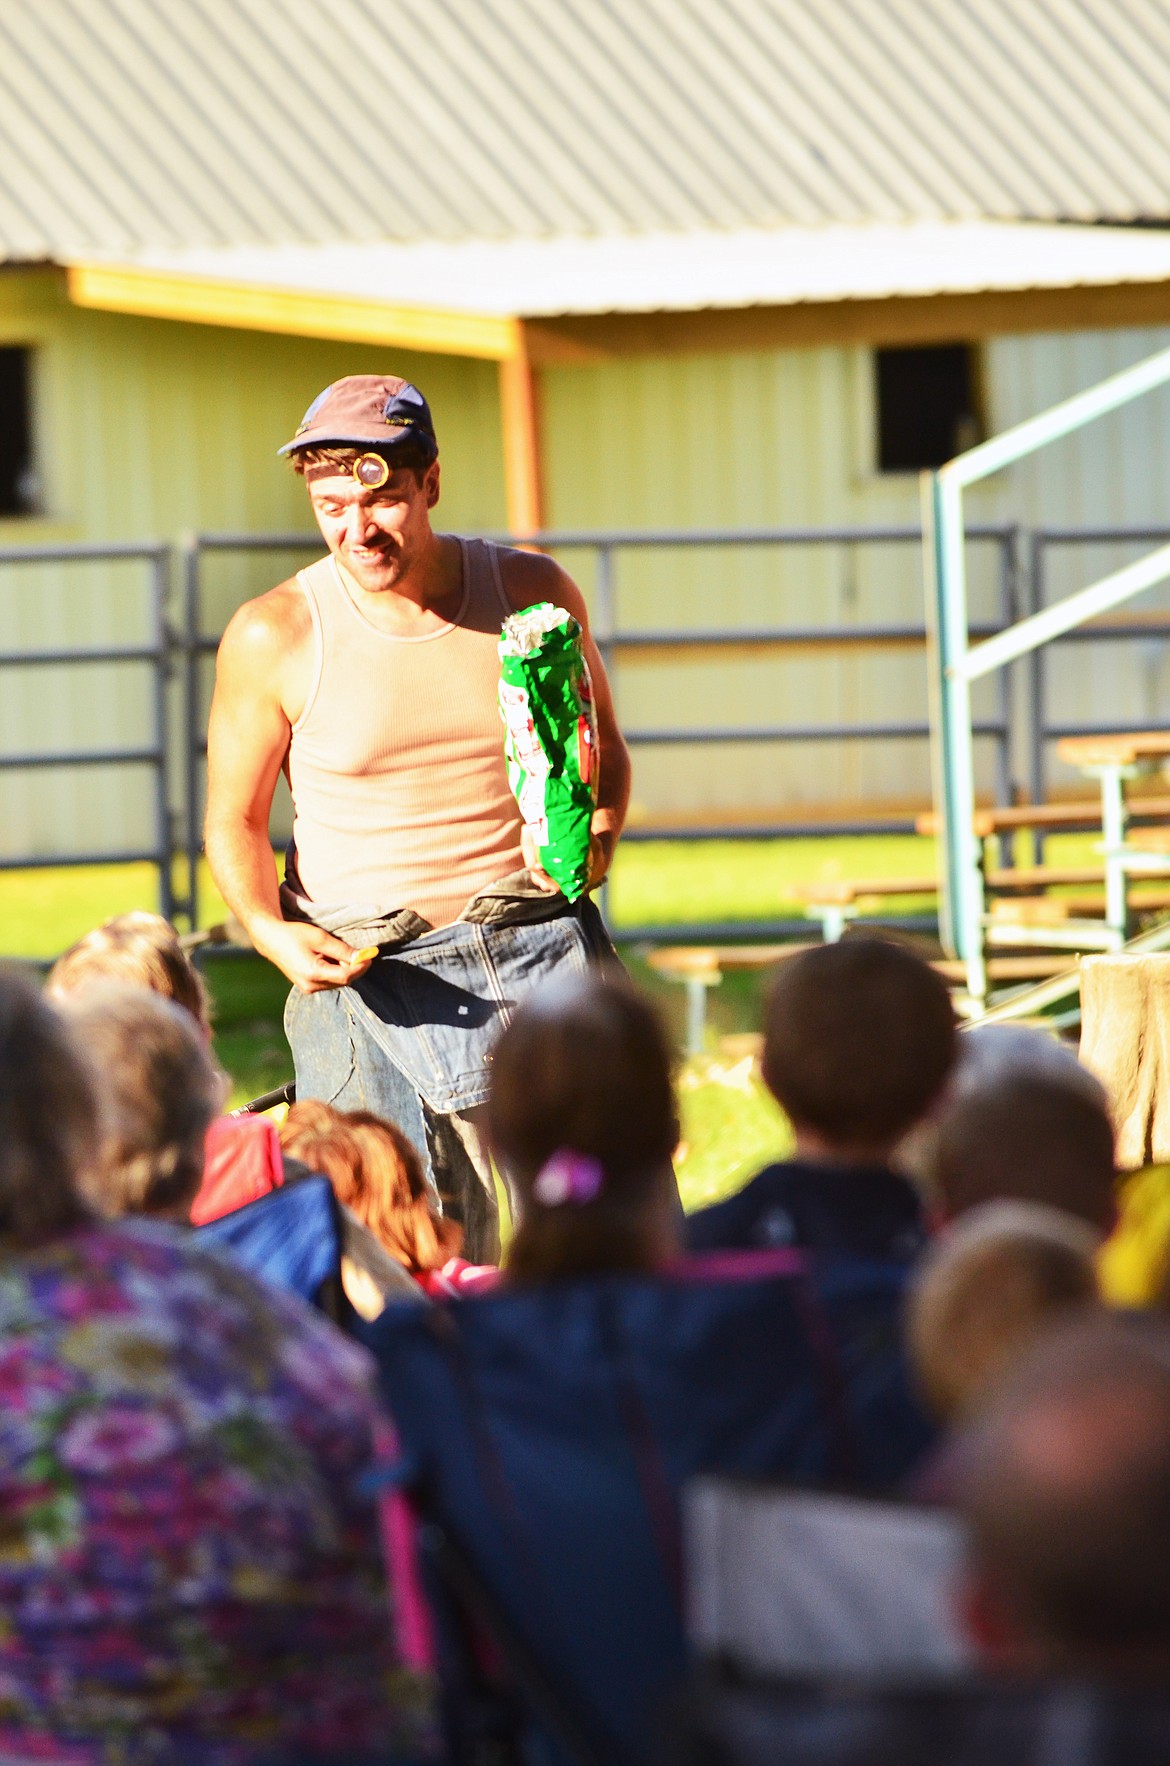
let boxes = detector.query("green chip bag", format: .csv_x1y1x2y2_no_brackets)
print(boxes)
499,602,598,900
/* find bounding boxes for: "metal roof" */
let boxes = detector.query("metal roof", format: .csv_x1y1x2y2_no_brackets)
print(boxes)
101,222,1170,318
1,0,1170,260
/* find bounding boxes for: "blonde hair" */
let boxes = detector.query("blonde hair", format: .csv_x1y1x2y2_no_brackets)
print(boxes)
279,1099,461,1273
61,985,224,1219
0,969,95,1245
908,1200,1100,1422
48,913,211,1034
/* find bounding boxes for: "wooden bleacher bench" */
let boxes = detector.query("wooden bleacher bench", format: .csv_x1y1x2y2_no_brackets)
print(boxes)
932,955,1076,983
788,875,937,942
1051,733,1170,937
985,863,1112,890
1056,731,1170,769
916,795,1170,839
988,888,1170,923
788,877,938,904
1130,827,1170,852
647,938,1078,1049
647,750,1170,1037
646,943,812,1055
646,945,802,982
786,861,1170,936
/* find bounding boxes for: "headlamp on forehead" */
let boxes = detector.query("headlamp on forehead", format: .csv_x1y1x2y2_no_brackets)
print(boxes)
353,452,391,490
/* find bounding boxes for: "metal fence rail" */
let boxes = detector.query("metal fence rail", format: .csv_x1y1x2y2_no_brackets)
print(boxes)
179,522,1019,928
181,530,323,924
1029,525,1170,790
0,542,178,921
5,516,1169,949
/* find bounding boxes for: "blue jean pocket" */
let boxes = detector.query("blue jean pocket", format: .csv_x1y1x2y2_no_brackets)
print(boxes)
351,912,593,1112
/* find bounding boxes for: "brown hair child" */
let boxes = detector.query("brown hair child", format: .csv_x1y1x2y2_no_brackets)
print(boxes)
686,935,956,1259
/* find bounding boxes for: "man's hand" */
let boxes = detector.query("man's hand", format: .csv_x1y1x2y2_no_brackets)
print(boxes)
250,918,379,993
522,826,614,894
587,827,614,889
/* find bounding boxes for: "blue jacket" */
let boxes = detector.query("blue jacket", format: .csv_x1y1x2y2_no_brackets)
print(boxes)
685,1158,928,1262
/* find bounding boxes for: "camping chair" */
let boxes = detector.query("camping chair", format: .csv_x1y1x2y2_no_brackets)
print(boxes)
685,1478,968,1681
195,1172,351,1319
362,1250,935,1766
196,1165,425,1321
670,1482,1170,1766
665,1676,1170,1766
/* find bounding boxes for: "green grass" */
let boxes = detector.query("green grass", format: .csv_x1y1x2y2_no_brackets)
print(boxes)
0,861,176,962
675,1052,792,1212
2,826,1146,1209
201,953,294,1111
0,834,942,961
2,839,915,1202
606,833,938,926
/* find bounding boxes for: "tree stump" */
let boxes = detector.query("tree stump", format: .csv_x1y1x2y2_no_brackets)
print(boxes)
1079,954,1170,1169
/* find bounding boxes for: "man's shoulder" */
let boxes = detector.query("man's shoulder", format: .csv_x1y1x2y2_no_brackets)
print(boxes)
490,542,579,614
218,570,317,661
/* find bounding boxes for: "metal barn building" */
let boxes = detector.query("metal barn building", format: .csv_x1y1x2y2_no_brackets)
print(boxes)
3,0,1170,875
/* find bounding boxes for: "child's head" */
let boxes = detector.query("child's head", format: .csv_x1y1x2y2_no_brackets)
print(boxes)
898,1024,1107,1190
48,912,211,1037
0,969,95,1247
487,972,680,1284
931,1071,1117,1235
908,1200,1100,1423
278,1098,461,1273
762,936,957,1159
60,983,224,1221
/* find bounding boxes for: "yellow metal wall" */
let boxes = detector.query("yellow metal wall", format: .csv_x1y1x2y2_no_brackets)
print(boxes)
542,326,1170,825
0,269,506,863
5,262,1170,861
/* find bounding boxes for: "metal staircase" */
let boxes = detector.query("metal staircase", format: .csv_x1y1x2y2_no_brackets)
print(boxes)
924,343,1170,1009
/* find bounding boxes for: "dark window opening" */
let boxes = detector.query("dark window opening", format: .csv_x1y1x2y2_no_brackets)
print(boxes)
0,348,36,516
875,344,982,473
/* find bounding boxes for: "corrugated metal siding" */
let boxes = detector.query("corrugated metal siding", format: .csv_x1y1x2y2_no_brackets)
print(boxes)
0,271,506,862
984,324,1170,798
543,324,1170,823
2,0,1170,261
8,267,1170,851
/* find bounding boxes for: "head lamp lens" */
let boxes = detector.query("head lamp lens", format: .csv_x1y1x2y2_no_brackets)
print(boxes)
353,452,391,490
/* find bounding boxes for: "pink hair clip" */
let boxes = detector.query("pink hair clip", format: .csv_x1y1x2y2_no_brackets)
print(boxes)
532,1148,605,1207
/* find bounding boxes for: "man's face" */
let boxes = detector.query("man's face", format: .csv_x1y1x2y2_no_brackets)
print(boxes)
307,459,440,594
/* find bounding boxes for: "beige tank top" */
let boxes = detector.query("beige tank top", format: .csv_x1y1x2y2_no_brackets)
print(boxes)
287,538,524,927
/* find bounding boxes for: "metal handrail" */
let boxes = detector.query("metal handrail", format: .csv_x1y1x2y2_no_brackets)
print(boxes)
925,343,1170,1003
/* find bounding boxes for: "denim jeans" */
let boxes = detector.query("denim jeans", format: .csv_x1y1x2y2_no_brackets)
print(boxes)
282,871,614,1263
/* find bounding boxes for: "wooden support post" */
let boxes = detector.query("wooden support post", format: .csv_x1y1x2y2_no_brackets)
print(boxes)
1080,953,1170,1167
499,330,544,539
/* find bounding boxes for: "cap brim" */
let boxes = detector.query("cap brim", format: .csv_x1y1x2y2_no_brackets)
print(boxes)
278,424,430,458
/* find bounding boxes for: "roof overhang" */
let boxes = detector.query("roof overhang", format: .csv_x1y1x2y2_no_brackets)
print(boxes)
66,261,522,360
65,220,1170,362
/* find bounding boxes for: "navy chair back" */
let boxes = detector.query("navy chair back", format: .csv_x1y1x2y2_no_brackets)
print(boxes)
364,1251,934,1766
196,1174,345,1313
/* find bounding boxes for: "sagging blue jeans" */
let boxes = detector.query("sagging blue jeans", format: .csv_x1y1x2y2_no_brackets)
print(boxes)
282,868,614,1262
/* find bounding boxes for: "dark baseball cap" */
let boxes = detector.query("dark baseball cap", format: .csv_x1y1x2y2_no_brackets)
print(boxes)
279,374,438,460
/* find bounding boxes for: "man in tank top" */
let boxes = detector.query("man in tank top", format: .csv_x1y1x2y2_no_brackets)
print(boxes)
205,376,630,1261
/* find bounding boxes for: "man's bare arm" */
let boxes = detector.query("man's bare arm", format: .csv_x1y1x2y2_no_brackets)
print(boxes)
204,592,376,992
501,551,632,888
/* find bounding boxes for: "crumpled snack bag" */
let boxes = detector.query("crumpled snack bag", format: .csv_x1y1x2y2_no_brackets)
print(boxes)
499,602,598,900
